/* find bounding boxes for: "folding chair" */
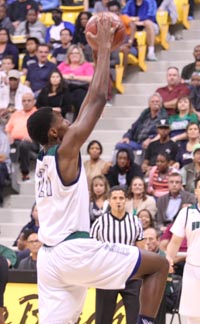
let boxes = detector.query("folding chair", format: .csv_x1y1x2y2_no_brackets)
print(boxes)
166,274,182,324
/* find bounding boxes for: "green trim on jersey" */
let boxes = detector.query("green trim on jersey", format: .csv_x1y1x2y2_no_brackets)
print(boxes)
38,145,58,161
188,204,197,210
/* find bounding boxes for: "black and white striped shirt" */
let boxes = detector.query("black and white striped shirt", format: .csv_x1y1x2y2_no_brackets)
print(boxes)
90,212,143,245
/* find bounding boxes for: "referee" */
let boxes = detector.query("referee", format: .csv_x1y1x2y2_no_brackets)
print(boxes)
90,185,145,324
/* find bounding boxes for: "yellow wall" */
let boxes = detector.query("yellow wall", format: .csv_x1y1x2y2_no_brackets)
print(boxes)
4,283,126,324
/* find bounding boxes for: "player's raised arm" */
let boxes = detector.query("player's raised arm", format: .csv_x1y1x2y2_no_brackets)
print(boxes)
59,14,116,157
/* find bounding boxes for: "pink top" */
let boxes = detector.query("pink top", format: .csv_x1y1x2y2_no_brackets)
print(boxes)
58,61,94,76
161,223,187,252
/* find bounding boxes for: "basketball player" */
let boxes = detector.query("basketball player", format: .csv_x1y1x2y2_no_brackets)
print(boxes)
167,175,200,324
27,14,169,324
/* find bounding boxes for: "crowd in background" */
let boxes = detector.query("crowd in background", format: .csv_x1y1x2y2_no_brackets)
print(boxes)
0,0,200,323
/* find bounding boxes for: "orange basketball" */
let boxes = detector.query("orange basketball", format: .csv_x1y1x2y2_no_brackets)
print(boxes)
85,12,126,52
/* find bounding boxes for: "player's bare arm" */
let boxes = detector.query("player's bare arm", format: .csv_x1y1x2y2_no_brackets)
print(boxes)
58,15,116,184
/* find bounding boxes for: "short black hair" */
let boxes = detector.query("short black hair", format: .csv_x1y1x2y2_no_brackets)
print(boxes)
23,229,35,240
87,140,103,155
27,107,54,145
2,55,15,64
107,0,121,9
108,185,127,198
26,37,40,45
60,27,73,37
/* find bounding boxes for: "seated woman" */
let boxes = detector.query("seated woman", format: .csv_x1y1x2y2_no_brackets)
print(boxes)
58,44,94,120
137,209,155,230
175,122,200,168
36,70,72,119
0,27,19,68
180,143,200,193
125,176,157,218
84,140,108,189
147,153,174,199
89,175,110,226
105,148,143,190
169,96,199,146
72,11,93,62
14,8,46,44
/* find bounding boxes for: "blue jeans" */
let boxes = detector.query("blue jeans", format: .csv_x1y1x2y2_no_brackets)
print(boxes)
115,141,142,151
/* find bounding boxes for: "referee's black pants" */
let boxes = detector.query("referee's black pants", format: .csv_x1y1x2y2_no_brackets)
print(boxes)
95,279,141,324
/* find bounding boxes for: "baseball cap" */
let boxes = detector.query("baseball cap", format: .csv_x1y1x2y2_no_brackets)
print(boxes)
156,119,170,128
8,70,20,79
193,143,200,154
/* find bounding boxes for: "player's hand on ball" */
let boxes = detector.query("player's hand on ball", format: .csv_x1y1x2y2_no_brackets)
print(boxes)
85,12,125,52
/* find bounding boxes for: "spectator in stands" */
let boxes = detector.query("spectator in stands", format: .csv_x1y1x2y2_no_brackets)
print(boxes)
180,143,200,193
89,175,109,226
156,66,190,116
58,44,94,120
122,0,159,61
45,8,74,49
0,244,17,323
18,230,42,270
0,55,15,86
34,0,59,12
14,8,46,44
13,202,39,247
25,44,56,94
5,93,39,181
0,244,17,268
84,140,108,188
107,1,138,74
115,92,167,152
137,209,155,230
169,96,198,145
21,37,39,75
93,0,109,13
190,72,200,117
126,176,157,217
72,11,93,62
143,227,167,324
105,148,143,189
36,70,72,118
156,172,196,231
147,152,174,198
181,44,200,83
0,5,14,34
51,28,73,65
142,119,178,175
0,123,10,207
7,0,39,29
188,0,194,20
0,69,33,117
0,27,18,68
156,0,178,25
175,122,200,169
0,256,7,324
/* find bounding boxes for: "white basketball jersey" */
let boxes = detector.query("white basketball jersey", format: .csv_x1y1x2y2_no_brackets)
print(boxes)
171,204,200,266
35,145,90,246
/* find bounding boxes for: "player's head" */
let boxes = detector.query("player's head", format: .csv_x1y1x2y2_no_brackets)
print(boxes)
27,107,70,146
